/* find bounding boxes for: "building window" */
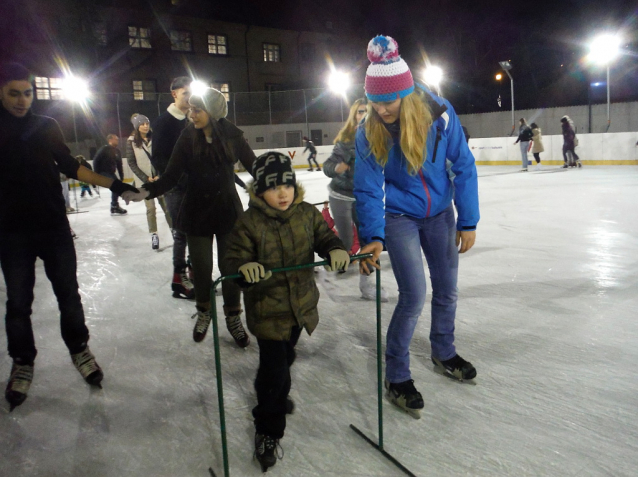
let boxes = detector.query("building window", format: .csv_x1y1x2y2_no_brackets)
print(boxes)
263,43,280,62
170,30,192,52
211,82,230,101
129,26,151,49
208,34,228,55
35,77,64,100
132,80,156,100
93,22,107,46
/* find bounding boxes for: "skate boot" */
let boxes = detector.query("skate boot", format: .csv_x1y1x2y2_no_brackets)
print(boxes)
432,354,477,381
151,233,159,250
285,397,295,415
385,379,424,419
562,163,569,169
5,360,34,411
192,306,212,343
71,347,104,387
359,273,389,303
172,268,195,299
577,160,582,168
254,433,283,472
224,308,250,348
110,205,127,215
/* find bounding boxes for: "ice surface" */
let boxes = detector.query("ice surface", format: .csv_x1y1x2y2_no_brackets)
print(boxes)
1,166,637,476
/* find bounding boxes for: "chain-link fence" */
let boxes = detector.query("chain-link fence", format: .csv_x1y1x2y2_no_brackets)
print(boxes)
35,85,365,157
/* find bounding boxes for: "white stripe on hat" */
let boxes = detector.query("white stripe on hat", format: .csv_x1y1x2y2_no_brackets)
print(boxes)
366,59,411,78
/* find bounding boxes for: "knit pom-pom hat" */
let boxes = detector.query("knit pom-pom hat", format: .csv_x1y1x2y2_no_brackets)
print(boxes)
365,35,414,102
189,87,228,120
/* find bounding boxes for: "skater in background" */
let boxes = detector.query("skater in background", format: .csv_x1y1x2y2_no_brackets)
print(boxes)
355,36,480,419
530,123,544,169
561,115,581,168
303,136,320,171
127,88,256,348
0,63,138,410
514,117,533,171
76,155,95,197
222,151,349,472
151,76,195,299
93,134,128,215
323,98,389,301
126,113,172,250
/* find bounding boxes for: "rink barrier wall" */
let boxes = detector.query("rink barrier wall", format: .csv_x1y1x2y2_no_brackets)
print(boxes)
252,132,638,169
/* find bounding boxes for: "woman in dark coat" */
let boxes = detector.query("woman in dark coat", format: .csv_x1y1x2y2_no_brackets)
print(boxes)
136,88,256,346
561,115,581,168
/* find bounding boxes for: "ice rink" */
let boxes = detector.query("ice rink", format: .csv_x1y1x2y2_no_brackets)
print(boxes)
1,165,637,477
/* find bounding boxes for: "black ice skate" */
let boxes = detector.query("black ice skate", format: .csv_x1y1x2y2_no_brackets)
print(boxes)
254,433,283,472
225,311,250,348
172,268,195,299
71,347,104,388
432,354,477,382
5,361,34,411
110,205,127,215
385,379,424,419
192,307,212,342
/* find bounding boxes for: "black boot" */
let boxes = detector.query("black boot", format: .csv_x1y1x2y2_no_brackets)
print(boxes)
254,433,282,472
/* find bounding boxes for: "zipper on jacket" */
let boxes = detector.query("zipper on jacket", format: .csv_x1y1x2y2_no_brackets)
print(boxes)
418,170,432,218
431,126,442,163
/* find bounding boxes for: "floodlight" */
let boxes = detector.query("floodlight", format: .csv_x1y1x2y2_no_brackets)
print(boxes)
62,76,89,102
422,66,443,88
190,80,209,97
328,71,350,96
498,60,512,71
588,34,621,66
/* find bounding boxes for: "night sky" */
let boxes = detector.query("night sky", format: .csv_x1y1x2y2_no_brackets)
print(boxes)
204,0,638,114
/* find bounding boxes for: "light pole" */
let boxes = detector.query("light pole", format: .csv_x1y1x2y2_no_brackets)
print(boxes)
498,61,515,136
588,34,621,132
328,70,351,122
422,65,443,96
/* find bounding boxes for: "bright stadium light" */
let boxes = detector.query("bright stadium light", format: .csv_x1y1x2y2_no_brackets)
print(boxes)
328,71,351,97
422,65,443,90
62,76,89,102
495,73,503,81
588,34,622,130
190,80,208,97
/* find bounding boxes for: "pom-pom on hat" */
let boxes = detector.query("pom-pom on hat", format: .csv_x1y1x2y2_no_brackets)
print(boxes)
364,35,414,102
189,87,228,121
252,151,296,196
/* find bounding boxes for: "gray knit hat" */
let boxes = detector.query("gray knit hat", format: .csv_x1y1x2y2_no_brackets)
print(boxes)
189,88,228,120
131,114,150,130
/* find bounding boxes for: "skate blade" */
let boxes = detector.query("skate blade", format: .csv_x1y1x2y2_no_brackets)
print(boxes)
432,365,477,385
386,396,422,419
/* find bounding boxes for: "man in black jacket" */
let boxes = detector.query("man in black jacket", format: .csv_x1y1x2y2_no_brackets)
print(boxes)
150,76,195,299
93,134,127,215
0,63,138,411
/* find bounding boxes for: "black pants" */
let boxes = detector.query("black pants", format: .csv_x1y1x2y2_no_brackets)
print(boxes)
562,146,579,163
102,172,121,207
163,188,188,272
307,153,319,169
253,326,302,438
0,228,89,363
533,153,541,163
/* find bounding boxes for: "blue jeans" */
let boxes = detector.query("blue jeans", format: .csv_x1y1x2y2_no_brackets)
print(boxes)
384,205,459,383
519,141,529,169
102,172,121,207
0,228,89,363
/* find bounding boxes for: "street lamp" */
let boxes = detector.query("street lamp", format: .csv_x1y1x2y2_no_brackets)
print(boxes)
328,70,351,122
190,80,208,97
498,60,515,135
588,34,621,131
422,65,443,96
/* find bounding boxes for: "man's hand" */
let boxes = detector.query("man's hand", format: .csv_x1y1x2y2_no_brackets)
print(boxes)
456,230,476,253
358,241,383,275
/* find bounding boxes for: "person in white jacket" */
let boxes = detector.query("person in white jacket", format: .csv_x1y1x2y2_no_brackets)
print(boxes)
126,114,172,249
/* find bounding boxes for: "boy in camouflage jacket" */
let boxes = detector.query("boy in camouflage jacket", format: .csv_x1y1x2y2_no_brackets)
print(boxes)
223,151,348,471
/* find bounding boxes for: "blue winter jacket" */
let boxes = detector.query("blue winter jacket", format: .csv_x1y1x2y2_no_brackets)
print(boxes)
354,84,479,245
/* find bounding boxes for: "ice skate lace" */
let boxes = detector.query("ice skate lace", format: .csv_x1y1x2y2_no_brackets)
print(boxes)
193,310,211,334
225,314,247,341
71,349,100,378
8,364,34,394
256,435,284,460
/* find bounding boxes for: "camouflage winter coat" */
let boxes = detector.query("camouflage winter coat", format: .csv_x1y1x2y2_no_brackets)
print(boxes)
223,184,345,341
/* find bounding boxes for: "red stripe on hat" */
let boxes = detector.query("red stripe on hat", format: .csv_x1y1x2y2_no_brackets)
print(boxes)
365,70,414,96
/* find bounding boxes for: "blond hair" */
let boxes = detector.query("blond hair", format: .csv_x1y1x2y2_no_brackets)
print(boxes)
364,89,433,175
334,98,367,145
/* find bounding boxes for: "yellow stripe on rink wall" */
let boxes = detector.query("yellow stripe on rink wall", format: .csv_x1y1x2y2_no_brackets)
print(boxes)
475,160,638,166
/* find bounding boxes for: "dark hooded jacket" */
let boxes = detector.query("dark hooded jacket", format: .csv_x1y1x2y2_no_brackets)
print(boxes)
323,141,356,198
143,119,255,236
223,183,345,341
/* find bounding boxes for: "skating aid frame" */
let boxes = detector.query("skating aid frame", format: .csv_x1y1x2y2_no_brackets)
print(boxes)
206,253,415,477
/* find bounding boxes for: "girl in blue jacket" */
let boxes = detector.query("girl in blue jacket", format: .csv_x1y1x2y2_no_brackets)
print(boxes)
355,35,480,418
